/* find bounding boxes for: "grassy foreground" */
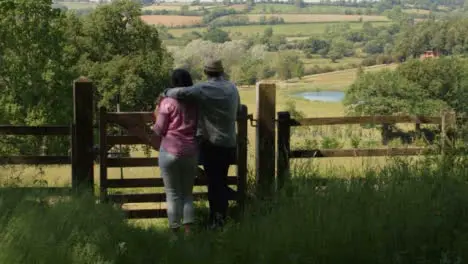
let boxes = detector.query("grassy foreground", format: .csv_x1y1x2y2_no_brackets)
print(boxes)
1,154,468,263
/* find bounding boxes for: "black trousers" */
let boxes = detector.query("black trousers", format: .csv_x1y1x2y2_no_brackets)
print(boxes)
199,140,236,223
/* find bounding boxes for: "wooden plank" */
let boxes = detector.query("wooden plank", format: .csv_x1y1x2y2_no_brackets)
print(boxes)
99,107,108,201
73,77,95,190
106,112,153,124
124,209,167,219
108,192,209,203
107,157,159,167
0,125,70,135
255,82,276,196
290,147,432,158
105,176,239,188
70,124,77,188
291,116,442,127
277,111,291,190
0,156,71,165
236,105,248,210
107,135,148,146
106,157,238,167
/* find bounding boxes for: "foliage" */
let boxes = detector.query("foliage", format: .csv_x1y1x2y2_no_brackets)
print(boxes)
210,15,250,27
274,51,305,79
76,1,173,111
0,0,172,155
171,39,278,84
345,57,468,116
328,37,354,62
392,17,468,59
257,15,285,25
298,22,402,62
202,8,238,24
202,26,231,43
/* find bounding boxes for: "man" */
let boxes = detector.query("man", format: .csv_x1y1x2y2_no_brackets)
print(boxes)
162,59,240,228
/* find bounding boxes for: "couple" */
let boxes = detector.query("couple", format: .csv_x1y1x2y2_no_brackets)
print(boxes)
149,59,241,235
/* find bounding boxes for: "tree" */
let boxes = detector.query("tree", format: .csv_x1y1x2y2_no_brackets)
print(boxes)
246,0,255,7
304,37,329,54
295,0,305,8
344,57,468,117
75,0,173,111
327,38,353,62
274,51,304,80
0,0,173,155
0,0,76,155
171,39,269,83
364,40,385,54
263,26,273,39
203,26,231,43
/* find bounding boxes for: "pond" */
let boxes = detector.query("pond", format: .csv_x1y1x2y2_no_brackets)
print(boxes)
296,91,345,102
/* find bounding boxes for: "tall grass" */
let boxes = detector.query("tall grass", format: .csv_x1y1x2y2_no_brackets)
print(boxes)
1,153,468,263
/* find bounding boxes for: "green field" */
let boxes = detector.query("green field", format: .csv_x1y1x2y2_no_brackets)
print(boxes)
283,64,398,92
169,21,390,37
301,55,364,72
60,1,97,9
249,3,370,14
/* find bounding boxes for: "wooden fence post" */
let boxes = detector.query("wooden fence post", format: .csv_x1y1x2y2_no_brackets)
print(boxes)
236,105,248,210
277,111,291,190
256,82,276,196
72,77,94,192
70,123,76,187
99,107,108,202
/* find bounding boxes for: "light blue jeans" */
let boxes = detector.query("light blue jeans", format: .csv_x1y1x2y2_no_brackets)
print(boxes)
159,147,197,229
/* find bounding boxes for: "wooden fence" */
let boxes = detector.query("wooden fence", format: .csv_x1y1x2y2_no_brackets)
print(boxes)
0,78,95,193
276,112,456,189
98,105,249,219
1,79,464,219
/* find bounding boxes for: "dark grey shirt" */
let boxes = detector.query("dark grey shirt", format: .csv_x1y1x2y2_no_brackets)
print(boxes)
163,77,241,148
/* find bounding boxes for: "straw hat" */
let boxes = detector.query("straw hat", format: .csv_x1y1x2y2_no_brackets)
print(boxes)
204,59,224,73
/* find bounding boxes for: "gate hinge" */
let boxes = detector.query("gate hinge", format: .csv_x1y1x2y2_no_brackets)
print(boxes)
247,114,257,127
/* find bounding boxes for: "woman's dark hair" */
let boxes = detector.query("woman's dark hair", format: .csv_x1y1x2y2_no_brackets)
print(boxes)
171,68,193,88
155,68,193,108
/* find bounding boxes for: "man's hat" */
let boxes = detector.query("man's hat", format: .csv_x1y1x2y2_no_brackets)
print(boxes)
204,59,224,73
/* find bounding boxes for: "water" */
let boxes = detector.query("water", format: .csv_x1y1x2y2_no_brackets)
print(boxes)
297,91,345,102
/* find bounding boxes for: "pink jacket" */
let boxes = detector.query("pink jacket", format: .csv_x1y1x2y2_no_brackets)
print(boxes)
152,97,198,157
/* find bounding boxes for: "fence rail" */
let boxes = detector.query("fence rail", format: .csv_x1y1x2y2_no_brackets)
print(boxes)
0,125,73,165
0,156,71,165
0,125,71,135
290,147,432,159
276,112,456,189
290,115,443,126
105,176,239,189
0,78,94,192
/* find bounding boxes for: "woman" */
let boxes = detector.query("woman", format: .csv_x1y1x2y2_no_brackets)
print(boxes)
152,69,198,236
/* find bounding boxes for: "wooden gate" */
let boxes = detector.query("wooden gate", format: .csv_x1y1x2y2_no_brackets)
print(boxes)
98,105,248,219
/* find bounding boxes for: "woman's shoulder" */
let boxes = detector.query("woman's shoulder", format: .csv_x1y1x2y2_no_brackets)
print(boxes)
159,97,180,113
160,96,179,105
